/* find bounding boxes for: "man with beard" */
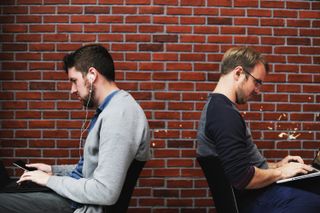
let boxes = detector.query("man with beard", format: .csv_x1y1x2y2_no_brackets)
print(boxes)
196,47,320,212
0,44,151,213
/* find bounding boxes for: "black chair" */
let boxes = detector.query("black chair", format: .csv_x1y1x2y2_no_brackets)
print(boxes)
197,156,239,213
104,159,146,213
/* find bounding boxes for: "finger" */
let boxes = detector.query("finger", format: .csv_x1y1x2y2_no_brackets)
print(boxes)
293,156,304,164
26,163,39,168
289,156,304,164
304,165,314,172
17,174,31,184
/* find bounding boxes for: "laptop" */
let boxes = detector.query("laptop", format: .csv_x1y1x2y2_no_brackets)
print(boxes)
0,160,51,193
276,150,320,184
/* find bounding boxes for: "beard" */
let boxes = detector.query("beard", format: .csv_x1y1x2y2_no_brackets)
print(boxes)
235,81,248,105
81,82,95,108
235,88,247,104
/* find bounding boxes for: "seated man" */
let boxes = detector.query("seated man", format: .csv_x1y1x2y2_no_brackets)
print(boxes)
197,46,320,212
0,44,151,213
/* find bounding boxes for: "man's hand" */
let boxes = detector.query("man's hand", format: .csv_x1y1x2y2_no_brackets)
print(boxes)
277,162,313,179
26,163,53,175
17,170,51,186
277,155,304,167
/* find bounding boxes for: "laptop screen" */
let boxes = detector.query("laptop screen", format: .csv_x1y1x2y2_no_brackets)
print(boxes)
312,150,320,170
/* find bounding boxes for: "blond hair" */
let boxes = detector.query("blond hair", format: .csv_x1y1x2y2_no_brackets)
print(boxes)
221,47,269,75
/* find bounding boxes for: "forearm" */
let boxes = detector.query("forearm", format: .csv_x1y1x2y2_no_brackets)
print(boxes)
245,166,282,189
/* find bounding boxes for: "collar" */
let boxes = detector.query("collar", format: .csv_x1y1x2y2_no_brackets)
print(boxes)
95,89,120,115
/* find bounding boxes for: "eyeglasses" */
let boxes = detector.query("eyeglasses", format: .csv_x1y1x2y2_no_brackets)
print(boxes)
242,68,262,87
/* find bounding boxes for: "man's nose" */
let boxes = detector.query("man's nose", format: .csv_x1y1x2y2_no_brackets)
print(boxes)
70,84,77,94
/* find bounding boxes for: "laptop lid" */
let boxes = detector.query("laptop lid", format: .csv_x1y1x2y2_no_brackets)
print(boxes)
312,150,320,170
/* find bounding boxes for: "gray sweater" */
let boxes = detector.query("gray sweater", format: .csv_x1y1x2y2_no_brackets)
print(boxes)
47,90,151,213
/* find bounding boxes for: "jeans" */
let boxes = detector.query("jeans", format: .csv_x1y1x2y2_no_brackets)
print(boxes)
238,177,320,213
0,191,73,213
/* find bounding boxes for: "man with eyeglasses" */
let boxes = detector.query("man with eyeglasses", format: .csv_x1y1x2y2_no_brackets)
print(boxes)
197,47,320,212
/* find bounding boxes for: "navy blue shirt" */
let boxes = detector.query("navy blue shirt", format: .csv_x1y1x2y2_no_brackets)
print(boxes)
197,93,267,190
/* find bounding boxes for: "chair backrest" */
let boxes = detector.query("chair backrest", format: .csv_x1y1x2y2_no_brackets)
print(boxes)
0,160,10,189
197,156,239,213
104,159,146,213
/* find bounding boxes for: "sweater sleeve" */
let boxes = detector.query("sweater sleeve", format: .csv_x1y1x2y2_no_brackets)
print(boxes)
205,100,255,190
51,164,76,176
47,100,149,205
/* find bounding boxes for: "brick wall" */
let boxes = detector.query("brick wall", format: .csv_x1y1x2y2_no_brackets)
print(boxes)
1,0,319,212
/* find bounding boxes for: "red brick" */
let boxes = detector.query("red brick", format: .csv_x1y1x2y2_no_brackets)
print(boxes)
153,16,179,24
221,26,246,34
301,65,320,73
235,18,259,26
7,33,35,42
153,0,177,5
208,17,232,25
139,63,163,71
18,0,42,4
57,24,82,32
221,8,245,16
71,15,96,23
304,86,318,96
15,149,41,157
139,44,163,52
84,6,110,14
287,1,310,9
260,18,285,27
112,6,137,14
301,47,320,54
180,17,205,25
155,92,180,100
152,53,177,61
16,92,41,100
288,56,312,64
139,6,164,14
247,9,271,17
194,26,218,34
153,35,178,42
166,8,191,16
274,46,298,54
287,20,311,27
2,6,28,14
274,28,297,36
2,25,27,33
274,10,297,18
166,44,192,52
300,11,320,19
180,53,205,61
207,0,232,7
277,104,301,112
30,6,55,14
167,199,193,207
167,63,192,71
290,94,314,103
287,38,311,46
16,15,42,23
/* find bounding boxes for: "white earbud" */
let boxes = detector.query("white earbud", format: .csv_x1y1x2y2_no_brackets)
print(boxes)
89,75,94,83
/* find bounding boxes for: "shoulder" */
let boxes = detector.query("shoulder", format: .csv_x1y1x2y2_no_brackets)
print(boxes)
101,90,146,120
206,94,242,122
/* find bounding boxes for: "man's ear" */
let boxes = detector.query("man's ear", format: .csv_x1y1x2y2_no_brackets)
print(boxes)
233,66,243,82
87,67,97,83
